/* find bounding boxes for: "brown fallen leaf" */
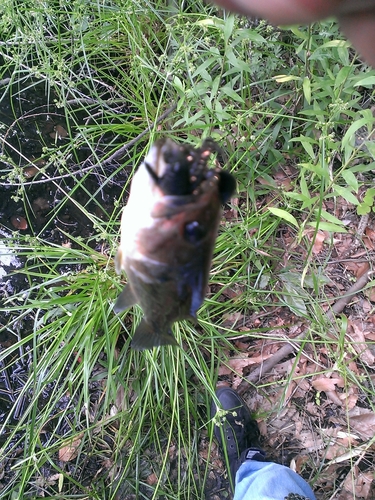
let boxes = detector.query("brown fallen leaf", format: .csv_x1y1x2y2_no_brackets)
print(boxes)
146,472,158,486
321,428,359,460
341,466,373,499
348,411,375,440
218,352,273,377
312,376,345,392
348,320,375,367
59,435,83,462
364,226,375,250
302,228,327,255
364,284,375,302
343,261,370,278
50,124,68,140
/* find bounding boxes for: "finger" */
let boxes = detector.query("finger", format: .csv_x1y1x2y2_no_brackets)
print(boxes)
211,0,342,25
339,10,375,66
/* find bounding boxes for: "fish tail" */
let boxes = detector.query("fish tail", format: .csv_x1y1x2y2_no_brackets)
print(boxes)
131,320,178,351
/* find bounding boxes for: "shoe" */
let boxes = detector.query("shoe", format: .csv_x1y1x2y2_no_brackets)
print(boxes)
211,387,265,489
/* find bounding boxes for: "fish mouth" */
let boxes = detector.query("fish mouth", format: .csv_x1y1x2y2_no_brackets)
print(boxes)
143,138,227,198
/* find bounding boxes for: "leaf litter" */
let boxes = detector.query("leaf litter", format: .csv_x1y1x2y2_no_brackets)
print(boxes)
210,166,375,499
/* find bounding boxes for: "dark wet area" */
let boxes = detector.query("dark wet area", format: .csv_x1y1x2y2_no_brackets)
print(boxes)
0,76,131,237
0,77,135,494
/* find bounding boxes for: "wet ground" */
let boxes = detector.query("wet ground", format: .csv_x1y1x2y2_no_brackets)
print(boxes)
0,78,132,489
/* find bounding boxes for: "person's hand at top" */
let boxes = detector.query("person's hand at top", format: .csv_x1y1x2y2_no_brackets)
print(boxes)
211,0,375,66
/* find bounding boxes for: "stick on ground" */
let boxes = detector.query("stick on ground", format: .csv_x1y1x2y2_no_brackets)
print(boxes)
238,268,372,394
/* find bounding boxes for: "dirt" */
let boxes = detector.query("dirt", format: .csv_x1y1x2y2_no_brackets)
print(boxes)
0,79,131,495
208,170,375,499
1,81,375,499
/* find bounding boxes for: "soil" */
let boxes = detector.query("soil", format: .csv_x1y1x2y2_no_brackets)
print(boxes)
1,81,375,500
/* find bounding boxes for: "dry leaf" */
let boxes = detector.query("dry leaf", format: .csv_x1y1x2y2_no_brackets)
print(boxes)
218,352,273,377
348,321,375,367
364,284,375,303
341,466,373,499
344,261,370,278
59,436,82,462
312,230,326,254
312,376,344,392
349,412,375,440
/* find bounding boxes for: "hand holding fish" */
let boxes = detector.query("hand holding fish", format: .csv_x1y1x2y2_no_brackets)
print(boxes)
114,138,236,350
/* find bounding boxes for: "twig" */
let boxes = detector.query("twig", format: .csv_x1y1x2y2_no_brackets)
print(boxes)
326,267,371,320
238,267,372,393
98,103,177,167
0,104,178,187
238,330,309,392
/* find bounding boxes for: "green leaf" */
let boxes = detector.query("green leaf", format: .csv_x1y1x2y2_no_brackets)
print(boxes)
300,170,309,198
318,209,347,226
332,184,359,205
315,40,350,49
281,281,307,316
285,191,318,208
302,76,311,104
225,48,250,71
289,26,308,39
308,221,347,233
300,139,315,160
342,118,372,150
350,161,375,173
357,204,371,215
334,66,352,90
232,28,266,43
192,57,217,78
354,75,375,88
223,15,235,44
268,207,299,228
341,170,358,192
363,190,375,205
220,86,244,103
298,162,327,178
211,75,221,97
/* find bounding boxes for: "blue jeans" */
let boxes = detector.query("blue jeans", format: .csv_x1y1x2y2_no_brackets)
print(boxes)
234,461,316,500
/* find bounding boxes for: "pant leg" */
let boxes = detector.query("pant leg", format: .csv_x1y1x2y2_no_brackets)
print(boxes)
233,461,316,500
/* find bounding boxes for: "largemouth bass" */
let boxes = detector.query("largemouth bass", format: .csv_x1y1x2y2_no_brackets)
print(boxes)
114,138,236,350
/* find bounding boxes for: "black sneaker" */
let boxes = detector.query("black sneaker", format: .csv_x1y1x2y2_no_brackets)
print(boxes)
211,387,266,490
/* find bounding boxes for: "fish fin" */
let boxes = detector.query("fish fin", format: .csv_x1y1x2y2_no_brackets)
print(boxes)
185,269,205,318
188,313,198,324
114,285,137,313
114,247,123,275
131,320,178,351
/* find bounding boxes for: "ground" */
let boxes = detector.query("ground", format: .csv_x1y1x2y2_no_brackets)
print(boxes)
1,71,375,500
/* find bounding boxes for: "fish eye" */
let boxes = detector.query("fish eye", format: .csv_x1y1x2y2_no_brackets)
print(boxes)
184,221,206,243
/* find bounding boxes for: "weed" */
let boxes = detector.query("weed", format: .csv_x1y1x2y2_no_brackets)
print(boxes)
0,0,375,498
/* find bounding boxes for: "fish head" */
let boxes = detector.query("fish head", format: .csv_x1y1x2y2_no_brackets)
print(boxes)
116,137,236,271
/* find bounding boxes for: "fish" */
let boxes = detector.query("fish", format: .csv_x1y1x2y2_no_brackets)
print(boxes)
114,137,236,350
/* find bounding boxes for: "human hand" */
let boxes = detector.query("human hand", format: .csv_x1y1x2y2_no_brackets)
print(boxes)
211,0,375,66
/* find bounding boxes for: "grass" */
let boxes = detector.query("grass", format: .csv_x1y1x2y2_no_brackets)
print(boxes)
0,0,375,498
